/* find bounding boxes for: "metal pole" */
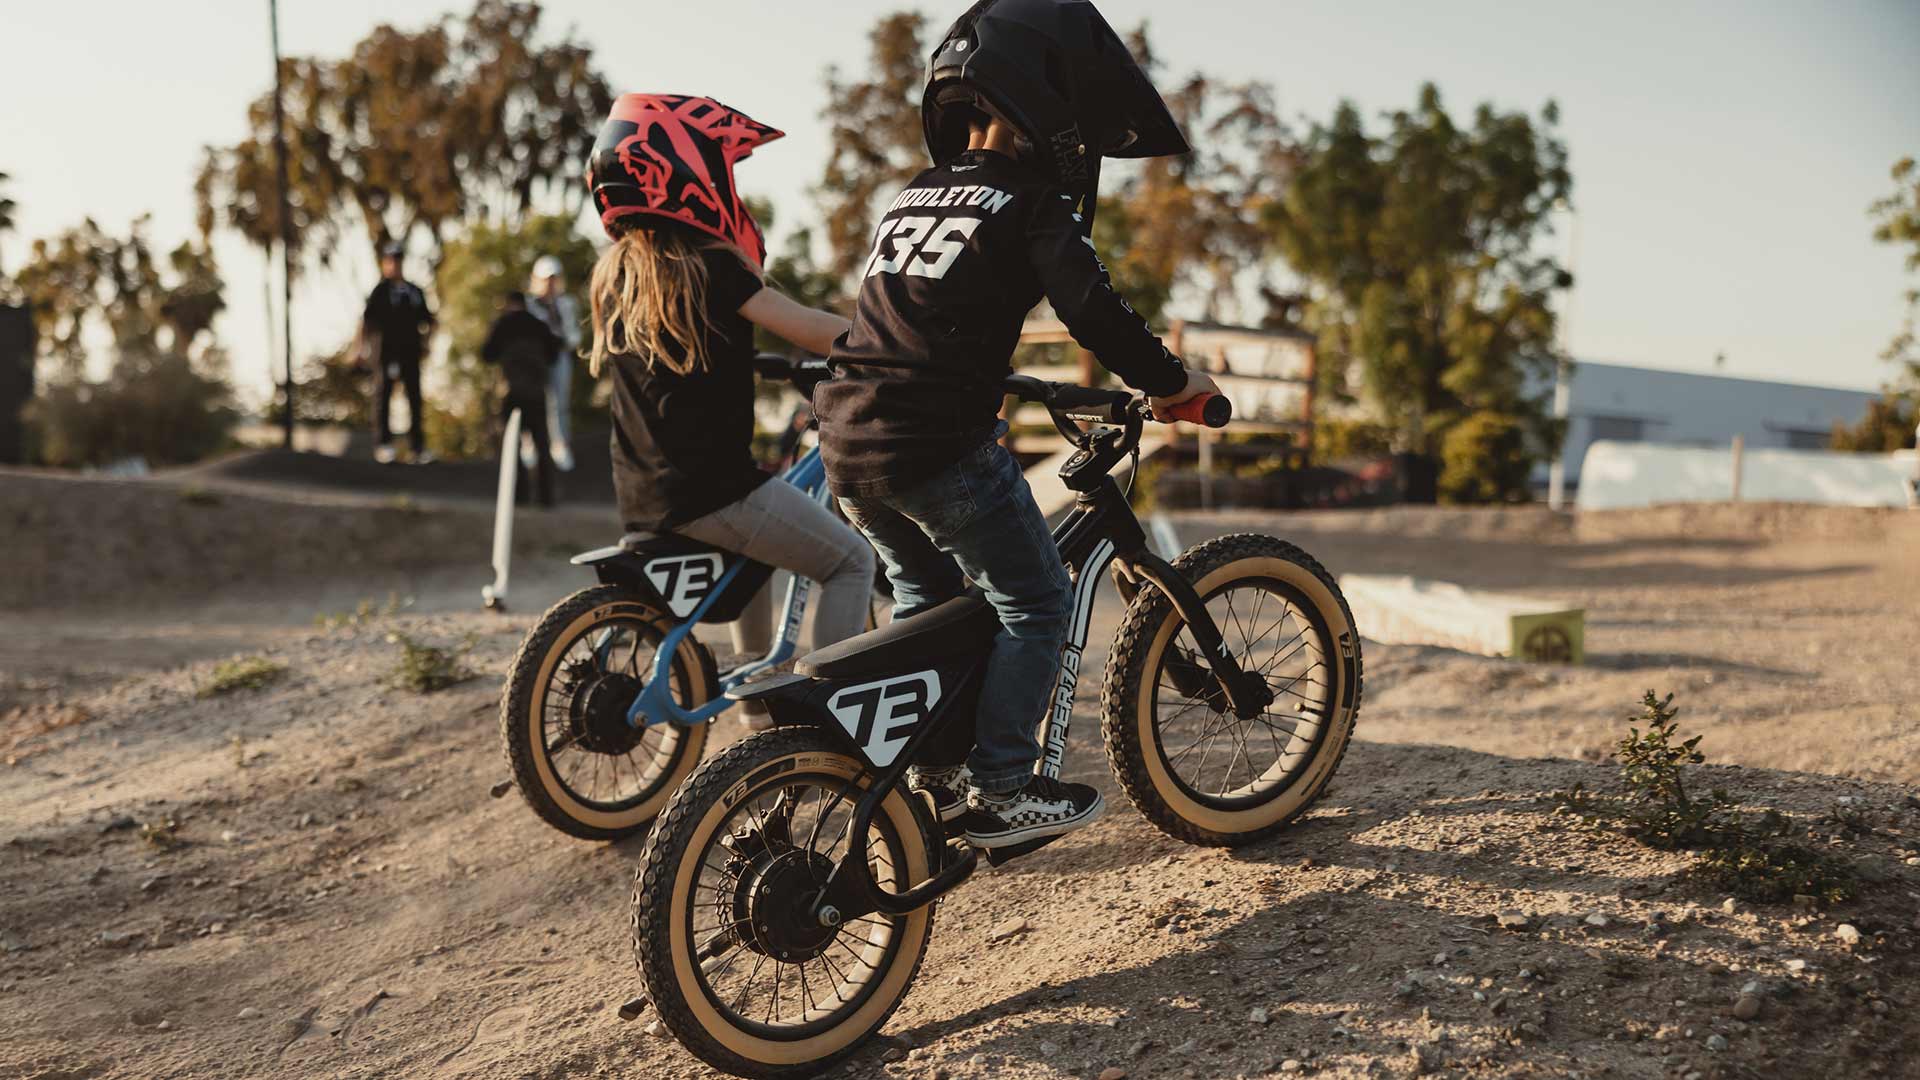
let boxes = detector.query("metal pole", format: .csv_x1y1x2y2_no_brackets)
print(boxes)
269,0,294,450
1547,200,1579,510
1730,434,1745,502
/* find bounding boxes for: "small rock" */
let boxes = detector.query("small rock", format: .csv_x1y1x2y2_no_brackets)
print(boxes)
642,1020,666,1038
237,1006,262,1020
1584,913,1610,928
1721,898,1738,915
1732,995,1761,1021
1870,999,1889,1015
1126,1038,1153,1057
880,1047,907,1063
1097,1069,1128,1080
1038,1040,1061,1056
220,830,241,844
140,875,167,894
297,813,316,828
1496,911,1530,930
1279,1060,1303,1074
986,916,1030,942
1249,1006,1270,1024
1834,924,1862,946
1784,959,1808,974
155,1020,172,1031
1792,894,1817,909
99,930,141,949
1706,1034,1729,1052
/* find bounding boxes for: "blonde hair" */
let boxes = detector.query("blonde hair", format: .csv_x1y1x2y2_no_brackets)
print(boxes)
585,224,716,377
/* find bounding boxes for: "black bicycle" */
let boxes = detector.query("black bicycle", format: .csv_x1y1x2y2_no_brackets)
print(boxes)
629,376,1363,1077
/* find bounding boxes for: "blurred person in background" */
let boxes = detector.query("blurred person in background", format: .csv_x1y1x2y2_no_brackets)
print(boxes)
481,290,562,508
527,255,581,472
361,241,437,464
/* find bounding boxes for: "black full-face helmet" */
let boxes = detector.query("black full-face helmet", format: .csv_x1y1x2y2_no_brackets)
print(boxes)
923,0,1190,232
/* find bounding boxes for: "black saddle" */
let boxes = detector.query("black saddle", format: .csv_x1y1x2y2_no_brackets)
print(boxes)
796,593,999,680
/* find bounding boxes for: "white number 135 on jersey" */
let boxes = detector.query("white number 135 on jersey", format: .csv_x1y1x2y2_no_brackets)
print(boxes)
864,215,983,280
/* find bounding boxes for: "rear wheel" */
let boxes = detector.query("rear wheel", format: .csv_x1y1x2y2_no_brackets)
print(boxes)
1101,534,1362,846
632,728,936,1078
499,586,713,840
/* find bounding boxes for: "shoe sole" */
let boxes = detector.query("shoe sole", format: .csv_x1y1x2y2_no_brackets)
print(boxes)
963,792,1105,849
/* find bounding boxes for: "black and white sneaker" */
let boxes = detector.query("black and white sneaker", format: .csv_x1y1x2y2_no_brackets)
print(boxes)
907,765,970,823
962,775,1104,849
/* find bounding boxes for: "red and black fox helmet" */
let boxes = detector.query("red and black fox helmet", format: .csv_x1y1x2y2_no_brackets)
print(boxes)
586,93,784,267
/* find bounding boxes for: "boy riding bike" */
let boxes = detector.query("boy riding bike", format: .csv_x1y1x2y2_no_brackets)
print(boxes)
814,0,1218,848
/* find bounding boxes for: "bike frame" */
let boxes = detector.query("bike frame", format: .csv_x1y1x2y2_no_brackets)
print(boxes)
617,446,833,730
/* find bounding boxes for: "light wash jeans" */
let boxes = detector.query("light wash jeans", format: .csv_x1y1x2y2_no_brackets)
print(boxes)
676,478,876,658
546,350,573,452
838,436,1072,794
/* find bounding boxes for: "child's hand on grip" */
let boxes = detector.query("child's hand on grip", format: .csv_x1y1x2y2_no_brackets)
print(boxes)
1149,369,1221,422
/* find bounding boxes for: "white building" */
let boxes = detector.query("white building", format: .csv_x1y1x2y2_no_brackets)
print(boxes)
1544,361,1877,487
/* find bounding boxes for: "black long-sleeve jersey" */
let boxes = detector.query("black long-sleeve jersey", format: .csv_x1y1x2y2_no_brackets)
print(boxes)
815,148,1187,498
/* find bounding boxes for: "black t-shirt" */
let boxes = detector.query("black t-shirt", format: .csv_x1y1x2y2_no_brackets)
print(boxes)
814,149,1187,498
363,279,434,364
480,309,560,403
606,246,768,532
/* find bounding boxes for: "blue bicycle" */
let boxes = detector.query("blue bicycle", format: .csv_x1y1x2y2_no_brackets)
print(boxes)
498,358,861,840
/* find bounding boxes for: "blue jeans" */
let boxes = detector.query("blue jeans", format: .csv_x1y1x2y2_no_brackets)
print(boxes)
838,436,1072,794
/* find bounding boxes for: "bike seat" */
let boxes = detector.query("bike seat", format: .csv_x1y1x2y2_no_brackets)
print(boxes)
619,531,667,550
796,593,999,680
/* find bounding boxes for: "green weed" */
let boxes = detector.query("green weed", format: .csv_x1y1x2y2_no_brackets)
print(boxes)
388,632,476,694
200,656,287,698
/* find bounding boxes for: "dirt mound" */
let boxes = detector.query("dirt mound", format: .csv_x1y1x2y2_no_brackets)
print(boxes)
0,469,613,612
1,608,1915,1080
174,441,617,506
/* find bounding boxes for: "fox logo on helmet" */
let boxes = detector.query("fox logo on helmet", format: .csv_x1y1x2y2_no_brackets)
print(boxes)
587,93,784,267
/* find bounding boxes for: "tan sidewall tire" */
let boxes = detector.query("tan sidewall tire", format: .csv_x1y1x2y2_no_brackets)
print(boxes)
521,598,709,834
1105,537,1362,844
654,739,932,1071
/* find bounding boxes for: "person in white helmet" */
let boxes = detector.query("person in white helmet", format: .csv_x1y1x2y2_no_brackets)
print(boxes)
526,255,581,471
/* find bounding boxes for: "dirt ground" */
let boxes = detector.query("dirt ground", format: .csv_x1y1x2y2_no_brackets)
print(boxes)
2,465,1917,1080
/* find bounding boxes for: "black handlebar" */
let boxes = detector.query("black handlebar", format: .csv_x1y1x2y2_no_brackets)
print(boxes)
1002,374,1231,429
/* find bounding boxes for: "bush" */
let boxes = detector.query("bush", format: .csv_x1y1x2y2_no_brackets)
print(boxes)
1314,417,1396,461
28,349,235,468
388,632,476,693
1560,690,1858,906
1438,410,1534,504
200,656,287,698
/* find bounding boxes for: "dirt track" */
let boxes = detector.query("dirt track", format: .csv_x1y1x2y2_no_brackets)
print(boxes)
3,468,1918,1079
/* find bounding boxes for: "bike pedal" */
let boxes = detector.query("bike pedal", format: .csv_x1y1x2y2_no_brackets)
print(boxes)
982,834,1060,867
488,780,514,799
617,995,650,1021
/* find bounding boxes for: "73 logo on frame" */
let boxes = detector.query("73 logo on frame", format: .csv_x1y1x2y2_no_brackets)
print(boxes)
827,671,942,767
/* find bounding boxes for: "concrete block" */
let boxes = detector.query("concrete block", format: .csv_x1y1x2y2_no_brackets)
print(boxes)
1338,574,1585,664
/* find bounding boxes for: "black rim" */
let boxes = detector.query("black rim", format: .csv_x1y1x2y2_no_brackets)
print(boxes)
684,771,910,1040
1150,577,1335,810
537,615,689,812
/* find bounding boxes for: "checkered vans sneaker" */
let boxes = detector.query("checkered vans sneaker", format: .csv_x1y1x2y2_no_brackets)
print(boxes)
907,765,970,823
962,775,1103,849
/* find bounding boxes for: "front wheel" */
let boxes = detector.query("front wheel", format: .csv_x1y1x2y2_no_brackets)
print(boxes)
632,728,936,1078
1101,533,1363,846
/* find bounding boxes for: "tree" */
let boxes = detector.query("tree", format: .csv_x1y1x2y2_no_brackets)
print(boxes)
0,171,16,280
816,12,933,282
12,217,235,466
1264,85,1571,501
1835,155,1920,452
195,1,612,274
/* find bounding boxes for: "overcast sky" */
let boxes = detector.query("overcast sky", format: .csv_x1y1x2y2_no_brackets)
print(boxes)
5,0,1917,405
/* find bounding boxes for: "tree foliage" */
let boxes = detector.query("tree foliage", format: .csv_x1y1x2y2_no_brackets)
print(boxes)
1836,155,1920,451
816,12,934,282
427,212,597,457
1264,85,1571,496
195,0,612,274
0,170,17,281
12,217,234,466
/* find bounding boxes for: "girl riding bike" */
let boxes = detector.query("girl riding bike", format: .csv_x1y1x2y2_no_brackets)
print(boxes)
584,93,875,720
